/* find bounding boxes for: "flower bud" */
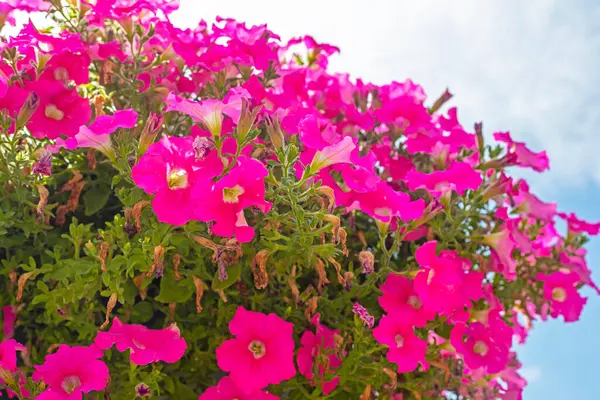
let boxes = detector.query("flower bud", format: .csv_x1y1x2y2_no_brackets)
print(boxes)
135,383,151,397
236,98,261,143
16,92,39,128
358,251,375,275
429,88,453,114
475,122,484,153
32,150,52,176
138,113,163,155
265,114,284,149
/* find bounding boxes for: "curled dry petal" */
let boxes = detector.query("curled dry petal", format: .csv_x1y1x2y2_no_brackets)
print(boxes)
100,293,118,329
173,254,182,281
132,200,151,233
316,185,336,212
323,214,341,244
147,245,165,277
17,271,36,301
99,242,110,273
314,257,330,291
251,250,270,289
192,276,205,313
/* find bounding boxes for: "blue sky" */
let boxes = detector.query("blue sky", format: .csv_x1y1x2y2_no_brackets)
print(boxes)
171,1,600,398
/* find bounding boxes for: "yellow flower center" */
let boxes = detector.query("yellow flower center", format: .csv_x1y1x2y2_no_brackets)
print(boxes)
61,376,82,394
394,334,404,348
45,104,64,121
248,340,266,359
552,287,567,303
407,295,422,310
53,67,70,81
473,341,489,356
222,185,245,203
167,169,188,189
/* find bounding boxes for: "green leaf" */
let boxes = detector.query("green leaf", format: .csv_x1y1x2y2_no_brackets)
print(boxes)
172,380,198,400
32,294,48,305
83,185,112,216
132,301,154,323
211,262,241,290
36,280,49,294
155,270,194,303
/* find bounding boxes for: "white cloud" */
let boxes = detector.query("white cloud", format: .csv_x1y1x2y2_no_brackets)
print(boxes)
520,365,543,383
171,0,600,194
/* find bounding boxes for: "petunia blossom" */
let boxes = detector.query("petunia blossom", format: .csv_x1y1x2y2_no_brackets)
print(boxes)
0,339,25,381
537,271,587,323
297,314,342,395
192,156,271,242
482,229,518,282
378,274,433,326
132,135,222,226
48,109,138,156
2,305,17,339
413,241,484,315
405,161,482,197
372,311,428,373
450,311,512,374
40,51,91,84
94,317,187,365
25,80,91,139
512,180,556,222
165,89,246,137
216,307,296,395
558,212,600,236
33,345,109,399
493,131,549,172
307,136,355,174
345,180,425,223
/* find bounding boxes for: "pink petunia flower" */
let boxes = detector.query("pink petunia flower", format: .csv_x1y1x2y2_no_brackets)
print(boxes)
537,271,587,323
216,307,296,395
558,212,600,236
48,109,138,156
165,89,246,137
33,345,109,399
413,241,484,315
405,161,482,197
297,314,341,395
493,131,549,172
132,135,222,226
0,339,25,379
40,51,91,84
94,317,187,365
2,305,17,339
345,180,425,223
512,181,556,222
483,229,518,282
192,156,271,242
307,136,355,174
25,80,91,139
378,274,432,326
450,311,512,374
372,311,428,373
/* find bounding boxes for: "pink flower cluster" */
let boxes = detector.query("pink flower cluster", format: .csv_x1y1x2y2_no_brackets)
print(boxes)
0,317,188,400
0,0,597,398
